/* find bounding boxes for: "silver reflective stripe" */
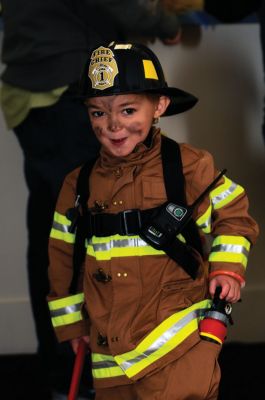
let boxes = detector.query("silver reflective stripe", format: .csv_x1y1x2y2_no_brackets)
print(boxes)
93,360,119,369
52,220,71,233
119,308,205,372
49,302,83,318
212,182,237,206
211,244,249,257
197,218,211,230
89,237,148,251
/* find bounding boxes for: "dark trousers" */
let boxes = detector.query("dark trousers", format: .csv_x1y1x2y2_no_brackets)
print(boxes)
14,90,100,392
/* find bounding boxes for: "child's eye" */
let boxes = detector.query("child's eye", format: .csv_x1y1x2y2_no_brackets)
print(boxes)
123,108,136,115
91,110,104,117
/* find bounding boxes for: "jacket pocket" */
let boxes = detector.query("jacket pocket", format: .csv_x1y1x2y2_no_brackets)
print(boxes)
157,276,208,323
142,177,167,208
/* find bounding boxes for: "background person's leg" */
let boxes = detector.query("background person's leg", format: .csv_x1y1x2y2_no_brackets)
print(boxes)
14,92,100,396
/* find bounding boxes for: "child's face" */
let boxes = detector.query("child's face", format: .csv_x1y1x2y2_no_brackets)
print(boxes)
86,93,170,157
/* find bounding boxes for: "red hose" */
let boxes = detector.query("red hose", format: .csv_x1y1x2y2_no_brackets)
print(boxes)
68,340,87,400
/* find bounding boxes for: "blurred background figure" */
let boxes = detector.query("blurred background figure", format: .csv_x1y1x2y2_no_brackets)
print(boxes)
0,1,190,398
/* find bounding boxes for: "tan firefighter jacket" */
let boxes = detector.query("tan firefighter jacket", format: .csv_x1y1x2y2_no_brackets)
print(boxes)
47,128,259,388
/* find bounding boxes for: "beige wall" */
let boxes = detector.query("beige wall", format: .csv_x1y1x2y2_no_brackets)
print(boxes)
0,23,264,354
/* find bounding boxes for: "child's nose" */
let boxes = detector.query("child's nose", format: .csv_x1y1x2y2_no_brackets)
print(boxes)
108,115,122,132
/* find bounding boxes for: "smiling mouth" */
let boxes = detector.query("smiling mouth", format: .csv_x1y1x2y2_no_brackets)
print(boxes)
110,138,127,145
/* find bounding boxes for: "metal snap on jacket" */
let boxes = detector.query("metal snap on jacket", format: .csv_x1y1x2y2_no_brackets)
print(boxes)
93,268,112,283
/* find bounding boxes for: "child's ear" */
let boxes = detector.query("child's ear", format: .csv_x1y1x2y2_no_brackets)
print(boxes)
154,96,171,118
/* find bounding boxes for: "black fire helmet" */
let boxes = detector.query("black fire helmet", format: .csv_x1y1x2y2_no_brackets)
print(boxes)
79,42,198,116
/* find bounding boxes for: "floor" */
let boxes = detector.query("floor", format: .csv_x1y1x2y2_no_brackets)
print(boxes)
0,342,264,399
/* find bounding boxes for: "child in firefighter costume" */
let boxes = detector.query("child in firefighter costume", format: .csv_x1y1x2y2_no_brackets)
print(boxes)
47,42,259,399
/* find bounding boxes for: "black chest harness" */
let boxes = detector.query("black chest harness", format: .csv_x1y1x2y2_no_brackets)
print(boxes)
68,135,225,291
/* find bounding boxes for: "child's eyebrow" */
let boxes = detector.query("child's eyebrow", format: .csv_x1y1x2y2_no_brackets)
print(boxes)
118,101,139,107
85,102,98,109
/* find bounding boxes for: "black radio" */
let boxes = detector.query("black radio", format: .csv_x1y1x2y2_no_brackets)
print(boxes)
140,169,227,250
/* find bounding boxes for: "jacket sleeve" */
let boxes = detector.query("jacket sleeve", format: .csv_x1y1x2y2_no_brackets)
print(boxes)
47,167,90,342
181,143,259,284
86,0,182,40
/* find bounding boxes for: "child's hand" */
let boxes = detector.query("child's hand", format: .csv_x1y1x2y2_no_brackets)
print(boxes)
209,275,241,303
70,336,90,354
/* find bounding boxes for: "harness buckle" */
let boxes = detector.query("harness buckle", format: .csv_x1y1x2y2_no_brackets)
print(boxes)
121,209,142,236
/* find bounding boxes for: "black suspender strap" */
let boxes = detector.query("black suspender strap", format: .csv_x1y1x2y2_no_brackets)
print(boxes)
69,158,97,293
136,135,200,279
161,135,203,257
161,135,185,204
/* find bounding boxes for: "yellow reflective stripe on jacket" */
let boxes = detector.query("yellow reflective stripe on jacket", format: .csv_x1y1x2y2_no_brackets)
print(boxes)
50,211,75,244
87,234,186,261
48,293,84,328
210,176,244,210
92,354,125,379
87,234,165,260
196,176,244,234
92,299,211,379
196,205,212,233
209,235,250,268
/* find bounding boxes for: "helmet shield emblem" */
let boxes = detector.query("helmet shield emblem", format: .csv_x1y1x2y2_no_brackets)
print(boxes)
88,46,118,91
